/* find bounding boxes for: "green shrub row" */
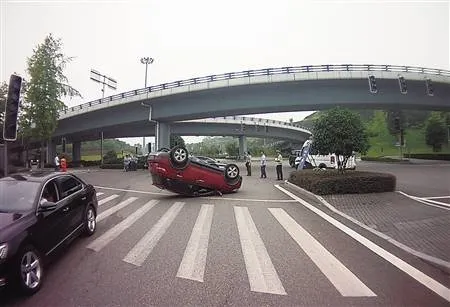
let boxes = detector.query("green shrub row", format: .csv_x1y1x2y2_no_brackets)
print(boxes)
361,156,409,162
404,153,450,161
99,164,124,169
288,169,396,195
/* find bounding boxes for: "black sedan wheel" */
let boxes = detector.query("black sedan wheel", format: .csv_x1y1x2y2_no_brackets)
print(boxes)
16,245,43,295
225,164,240,180
170,146,189,167
83,205,97,236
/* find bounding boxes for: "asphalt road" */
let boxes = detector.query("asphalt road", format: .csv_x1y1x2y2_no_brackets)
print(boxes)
357,160,450,197
1,163,449,306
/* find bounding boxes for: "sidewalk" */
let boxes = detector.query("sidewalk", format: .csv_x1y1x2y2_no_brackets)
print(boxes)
322,192,450,264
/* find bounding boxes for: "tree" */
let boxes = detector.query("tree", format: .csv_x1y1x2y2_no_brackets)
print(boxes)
23,34,81,166
225,141,239,157
425,112,447,152
170,135,185,148
312,107,370,172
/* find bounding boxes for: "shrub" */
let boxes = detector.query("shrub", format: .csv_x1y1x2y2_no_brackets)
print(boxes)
288,169,396,195
361,156,409,162
404,153,450,161
103,150,119,164
99,163,124,169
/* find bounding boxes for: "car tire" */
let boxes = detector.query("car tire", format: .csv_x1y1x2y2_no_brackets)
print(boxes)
225,164,240,180
14,245,44,296
83,205,97,236
170,146,189,168
319,163,327,169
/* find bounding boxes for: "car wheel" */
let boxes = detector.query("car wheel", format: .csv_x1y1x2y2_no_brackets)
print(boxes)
170,146,189,167
15,245,44,296
225,164,240,180
83,205,97,236
319,163,327,169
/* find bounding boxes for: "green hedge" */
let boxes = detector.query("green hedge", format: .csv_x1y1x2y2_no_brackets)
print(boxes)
404,153,450,161
361,156,409,162
288,169,396,195
99,164,124,169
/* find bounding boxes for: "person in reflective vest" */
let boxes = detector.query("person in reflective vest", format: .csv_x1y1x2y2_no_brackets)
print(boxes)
275,150,283,180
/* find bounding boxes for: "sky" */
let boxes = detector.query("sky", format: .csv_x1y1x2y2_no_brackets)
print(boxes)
1,0,449,145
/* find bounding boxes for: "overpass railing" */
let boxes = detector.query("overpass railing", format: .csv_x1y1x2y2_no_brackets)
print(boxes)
62,64,450,115
185,116,312,134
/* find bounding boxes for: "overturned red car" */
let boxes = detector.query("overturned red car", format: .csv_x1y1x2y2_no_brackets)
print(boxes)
148,146,242,196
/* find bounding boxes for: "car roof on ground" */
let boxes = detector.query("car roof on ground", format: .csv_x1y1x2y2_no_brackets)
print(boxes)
0,171,72,183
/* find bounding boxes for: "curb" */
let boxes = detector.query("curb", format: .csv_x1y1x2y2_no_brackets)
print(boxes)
283,180,450,271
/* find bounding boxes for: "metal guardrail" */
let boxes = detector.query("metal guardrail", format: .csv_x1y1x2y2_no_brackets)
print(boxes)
186,116,312,134
62,64,450,115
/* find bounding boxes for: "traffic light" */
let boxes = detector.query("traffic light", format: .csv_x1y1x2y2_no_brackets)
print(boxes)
425,78,434,96
398,76,407,94
147,143,152,153
394,117,400,132
3,74,22,141
368,75,378,93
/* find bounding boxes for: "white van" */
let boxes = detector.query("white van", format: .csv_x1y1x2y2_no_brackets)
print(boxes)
292,148,357,170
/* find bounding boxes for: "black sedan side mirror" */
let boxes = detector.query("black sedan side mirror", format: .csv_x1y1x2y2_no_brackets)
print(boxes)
38,201,57,212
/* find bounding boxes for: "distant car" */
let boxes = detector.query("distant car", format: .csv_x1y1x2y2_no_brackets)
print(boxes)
0,171,98,295
148,146,242,196
194,156,227,169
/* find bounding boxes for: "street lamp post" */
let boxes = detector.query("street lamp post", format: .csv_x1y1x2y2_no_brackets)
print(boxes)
140,57,154,153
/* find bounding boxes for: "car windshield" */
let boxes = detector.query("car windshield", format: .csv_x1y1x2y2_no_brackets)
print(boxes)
0,180,41,212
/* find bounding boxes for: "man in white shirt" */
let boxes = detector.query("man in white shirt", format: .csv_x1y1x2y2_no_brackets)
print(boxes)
54,154,60,171
275,150,283,180
260,151,267,178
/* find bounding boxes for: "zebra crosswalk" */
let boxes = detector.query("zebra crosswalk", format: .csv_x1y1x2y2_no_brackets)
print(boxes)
87,189,448,299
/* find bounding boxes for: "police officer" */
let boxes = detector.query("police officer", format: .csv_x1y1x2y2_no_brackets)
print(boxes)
275,150,283,180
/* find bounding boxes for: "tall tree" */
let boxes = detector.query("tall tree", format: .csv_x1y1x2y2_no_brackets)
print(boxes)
313,107,370,172
24,34,81,165
425,112,447,152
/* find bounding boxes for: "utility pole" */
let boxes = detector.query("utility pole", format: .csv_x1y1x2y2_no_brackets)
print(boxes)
140,57,154,153
90,69,117,98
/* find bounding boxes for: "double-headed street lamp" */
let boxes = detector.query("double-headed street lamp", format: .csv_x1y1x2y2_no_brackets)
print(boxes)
140,57,154,88
140,57,154,153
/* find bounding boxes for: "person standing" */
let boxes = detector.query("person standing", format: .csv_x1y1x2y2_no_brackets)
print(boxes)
260,151,267,178
245,151,252,176
54,153,60,171
275,150,283,180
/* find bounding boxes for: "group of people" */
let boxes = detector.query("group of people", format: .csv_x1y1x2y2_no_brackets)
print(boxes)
54,153,67,172
244,150,284,180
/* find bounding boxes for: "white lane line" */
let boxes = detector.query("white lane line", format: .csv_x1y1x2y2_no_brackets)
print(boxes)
275,185,450,302
95,185,295,203
98,194,120,206
97,197,138,222
123,202,185,266
397,191,450,211
176,204,214,282
269,208,375,297
418,198,450,208
423,196,450,200
87,200,159,252
95,185,172,196
234,206,286,296
96,192,104,197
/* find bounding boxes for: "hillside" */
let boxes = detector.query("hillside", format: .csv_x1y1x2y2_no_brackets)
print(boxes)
296,109,450,156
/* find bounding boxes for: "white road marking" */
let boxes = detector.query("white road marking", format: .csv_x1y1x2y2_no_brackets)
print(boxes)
87,200,159,252
95,185,295,203
423,196,450,200
95,185,172,196
176,204,214,282
97,197,138,222
98,194,120,206
275,185,450,302
418,198,450,208
123,202,185,266
269,208,375,297
234,206,286,296
96,192,104,197
397,191,450,211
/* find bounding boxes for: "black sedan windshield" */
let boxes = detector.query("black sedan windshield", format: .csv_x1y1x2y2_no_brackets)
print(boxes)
0,180,40,212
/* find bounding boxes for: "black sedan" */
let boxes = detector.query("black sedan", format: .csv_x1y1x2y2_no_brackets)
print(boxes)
0,171,98,295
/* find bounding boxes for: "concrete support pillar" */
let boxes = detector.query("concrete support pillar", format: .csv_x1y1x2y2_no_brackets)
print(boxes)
72,141,81,162
239,135,247,160
155,121,171,150
47,141,57,164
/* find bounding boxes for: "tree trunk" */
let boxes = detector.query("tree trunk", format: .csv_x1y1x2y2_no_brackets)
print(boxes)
40,141,45,169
